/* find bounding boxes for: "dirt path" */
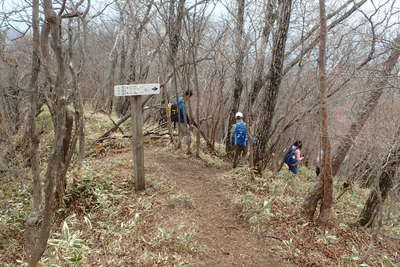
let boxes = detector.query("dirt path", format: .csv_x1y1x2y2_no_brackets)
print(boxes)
146,147,286,266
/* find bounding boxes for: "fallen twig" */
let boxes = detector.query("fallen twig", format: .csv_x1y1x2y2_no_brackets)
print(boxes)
264,235,285,242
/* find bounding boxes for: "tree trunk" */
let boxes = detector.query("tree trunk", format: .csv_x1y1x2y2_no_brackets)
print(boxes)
245,0,276,163
246,0,276,114
119,34,127,85
111,31,126,115
191,41,201,157
253,0,293,171
302,177,324,220
158,57,176,146
315,0,333,226
358,169,394,227
104,34,119,113
167,0,186,149
54,110,74,204
358,127,400,227
67,21,85,172
25,0,42,254
225,0,246,155
116,36,139,117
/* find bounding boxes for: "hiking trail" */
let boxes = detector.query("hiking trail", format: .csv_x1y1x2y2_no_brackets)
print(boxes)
141,146,287,266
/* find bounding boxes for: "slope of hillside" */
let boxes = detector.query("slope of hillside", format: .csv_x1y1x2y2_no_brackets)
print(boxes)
1,113,399,266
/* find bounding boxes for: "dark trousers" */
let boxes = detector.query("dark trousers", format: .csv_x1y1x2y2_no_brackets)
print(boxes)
233,146,247,168
287,164,298,174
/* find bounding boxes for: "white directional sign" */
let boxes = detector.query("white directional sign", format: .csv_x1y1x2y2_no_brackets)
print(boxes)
114,83,160,96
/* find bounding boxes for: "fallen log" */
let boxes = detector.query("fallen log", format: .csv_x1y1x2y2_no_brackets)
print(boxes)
93,95,154,144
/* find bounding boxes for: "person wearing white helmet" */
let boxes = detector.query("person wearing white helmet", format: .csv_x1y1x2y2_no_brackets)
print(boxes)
230,111,248,168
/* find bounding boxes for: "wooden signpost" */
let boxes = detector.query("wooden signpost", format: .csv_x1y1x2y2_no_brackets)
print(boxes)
114,83,160,191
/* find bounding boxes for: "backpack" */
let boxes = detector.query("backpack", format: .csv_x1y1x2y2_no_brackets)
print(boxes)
233,123,248,147
168,102,179,122
284,145,297,165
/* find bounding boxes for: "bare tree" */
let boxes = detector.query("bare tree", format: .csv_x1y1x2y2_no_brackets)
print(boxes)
67,0,91,172
115,0,155,116
25,0,78,265
166,0,187,149
331,35,400,176
246,0,368,110
225,0,246,155
315,0,333,226
103,28,122,112
253,0,293,171
302,34,400,220
246,0,276,113
183,0,212,157
25,0,41,253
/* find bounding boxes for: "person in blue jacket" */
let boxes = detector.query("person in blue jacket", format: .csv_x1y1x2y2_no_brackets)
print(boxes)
230,112,248,168
177,90,193,152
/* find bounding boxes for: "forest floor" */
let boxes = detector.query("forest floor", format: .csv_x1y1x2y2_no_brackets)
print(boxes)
1,112,400,266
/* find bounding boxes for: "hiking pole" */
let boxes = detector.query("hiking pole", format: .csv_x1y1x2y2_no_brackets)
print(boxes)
189,120,214,151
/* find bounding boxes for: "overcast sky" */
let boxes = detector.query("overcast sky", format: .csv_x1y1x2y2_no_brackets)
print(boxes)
1,0,399,40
